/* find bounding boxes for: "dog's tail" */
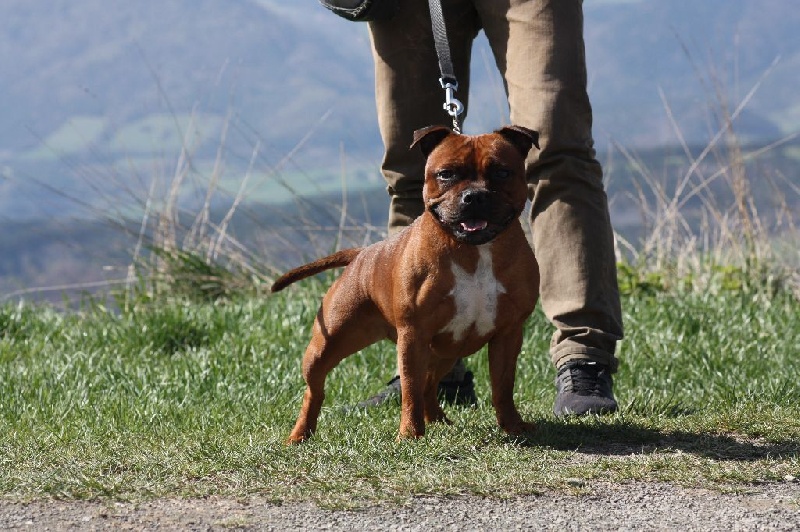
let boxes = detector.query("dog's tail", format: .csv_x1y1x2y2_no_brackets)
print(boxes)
270,247,362,293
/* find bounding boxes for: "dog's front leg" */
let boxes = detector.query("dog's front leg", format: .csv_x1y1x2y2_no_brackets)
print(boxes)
396,329,428,439
423,358,456,425
488,326,536,436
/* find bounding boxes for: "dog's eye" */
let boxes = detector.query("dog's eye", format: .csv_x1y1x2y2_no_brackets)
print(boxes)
436,169,458,182
491,167,511,180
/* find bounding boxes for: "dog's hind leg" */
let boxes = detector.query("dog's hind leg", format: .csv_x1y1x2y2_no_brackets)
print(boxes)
287,302,386,444
286,338,334,444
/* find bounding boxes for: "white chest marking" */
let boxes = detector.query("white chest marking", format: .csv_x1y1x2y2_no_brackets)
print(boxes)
440,246,506,342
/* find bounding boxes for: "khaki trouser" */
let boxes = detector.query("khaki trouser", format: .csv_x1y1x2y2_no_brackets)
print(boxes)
368,0,623,371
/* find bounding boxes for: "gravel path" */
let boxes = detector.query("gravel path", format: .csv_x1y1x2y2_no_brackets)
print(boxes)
2,482,799,530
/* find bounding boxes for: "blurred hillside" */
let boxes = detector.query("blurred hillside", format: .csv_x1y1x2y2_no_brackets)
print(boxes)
0,0,798,297
1,0,798,213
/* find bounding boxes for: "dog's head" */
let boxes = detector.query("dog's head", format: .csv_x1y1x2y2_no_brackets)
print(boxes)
411,125,539,245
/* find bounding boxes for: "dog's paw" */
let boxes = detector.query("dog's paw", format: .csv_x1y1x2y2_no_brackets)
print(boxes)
438,415,454,425
501,420,536,436
425,406,452,425
396,432,426,441
286,428,314,445
397,421,426,440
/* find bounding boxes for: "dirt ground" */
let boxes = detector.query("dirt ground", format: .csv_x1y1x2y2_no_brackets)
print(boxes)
2,482,799,531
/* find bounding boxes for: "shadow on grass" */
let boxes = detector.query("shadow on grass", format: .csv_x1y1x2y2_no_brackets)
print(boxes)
506,419,800,461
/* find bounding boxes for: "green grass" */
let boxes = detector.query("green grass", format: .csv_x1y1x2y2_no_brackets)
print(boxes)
1,283,799,507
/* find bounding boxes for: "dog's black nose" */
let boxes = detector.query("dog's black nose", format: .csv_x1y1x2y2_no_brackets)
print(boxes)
461,189,488,206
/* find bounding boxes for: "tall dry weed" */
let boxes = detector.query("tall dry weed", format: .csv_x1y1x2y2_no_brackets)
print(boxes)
611,56,799,297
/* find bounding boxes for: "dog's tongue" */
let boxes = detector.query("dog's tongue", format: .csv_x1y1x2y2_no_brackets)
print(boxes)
460,220,488,232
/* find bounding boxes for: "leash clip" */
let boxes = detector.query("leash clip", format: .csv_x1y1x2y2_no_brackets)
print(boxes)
440,78,464,133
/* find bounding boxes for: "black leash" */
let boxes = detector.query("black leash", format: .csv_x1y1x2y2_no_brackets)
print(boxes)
427,0,464,132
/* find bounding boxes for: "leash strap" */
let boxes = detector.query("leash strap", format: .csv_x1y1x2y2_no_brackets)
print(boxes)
427,0,464,132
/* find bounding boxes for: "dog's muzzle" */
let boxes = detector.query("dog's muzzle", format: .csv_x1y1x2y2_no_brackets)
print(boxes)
432,189,517,245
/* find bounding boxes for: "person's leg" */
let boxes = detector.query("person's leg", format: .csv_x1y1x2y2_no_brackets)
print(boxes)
357,0,481,407
369,0,480,234
478,0,623,415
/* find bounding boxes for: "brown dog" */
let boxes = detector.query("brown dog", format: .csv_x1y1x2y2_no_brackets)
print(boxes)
272,125,540,443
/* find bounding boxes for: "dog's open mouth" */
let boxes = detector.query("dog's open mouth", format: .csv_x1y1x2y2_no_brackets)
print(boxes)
429,202,516,245
460,219,488,233
450,217,502,245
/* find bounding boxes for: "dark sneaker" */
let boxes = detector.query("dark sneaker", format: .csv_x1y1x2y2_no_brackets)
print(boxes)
353,371,478,409
353,375,402,409
553,361,618,417
437,370,477,406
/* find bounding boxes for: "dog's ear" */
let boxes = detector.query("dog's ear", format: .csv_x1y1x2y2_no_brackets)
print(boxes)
496,126,540,157
411,126,453,158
